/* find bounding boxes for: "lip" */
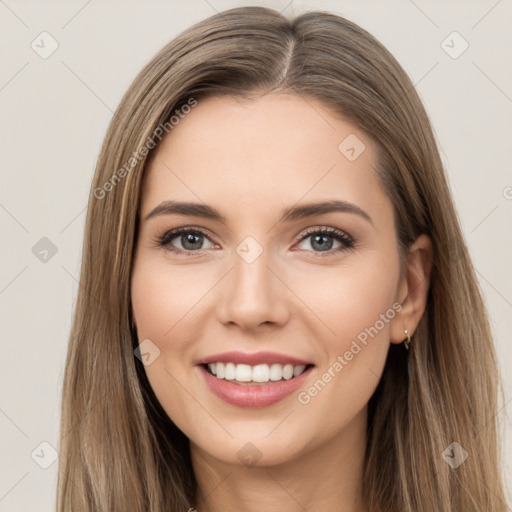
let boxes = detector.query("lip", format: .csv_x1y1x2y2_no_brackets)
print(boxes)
198,364,315,408
195,351,312,367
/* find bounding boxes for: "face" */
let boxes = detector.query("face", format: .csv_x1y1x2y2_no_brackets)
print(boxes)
131,93,405,468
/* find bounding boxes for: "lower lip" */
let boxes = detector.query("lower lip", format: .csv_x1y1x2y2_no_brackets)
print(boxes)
199,365,314,408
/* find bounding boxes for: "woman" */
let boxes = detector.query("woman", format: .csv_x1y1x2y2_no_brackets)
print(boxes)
56,6,508,512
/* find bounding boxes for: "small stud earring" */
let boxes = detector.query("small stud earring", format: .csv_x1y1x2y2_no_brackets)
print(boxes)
403,329,412,350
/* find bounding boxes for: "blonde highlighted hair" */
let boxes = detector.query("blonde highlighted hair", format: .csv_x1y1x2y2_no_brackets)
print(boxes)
57,6,508,511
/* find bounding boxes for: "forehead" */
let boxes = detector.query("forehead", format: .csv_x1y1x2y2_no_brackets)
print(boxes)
141,93,390,226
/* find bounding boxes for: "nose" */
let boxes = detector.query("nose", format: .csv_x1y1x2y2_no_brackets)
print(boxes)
216,247,290,332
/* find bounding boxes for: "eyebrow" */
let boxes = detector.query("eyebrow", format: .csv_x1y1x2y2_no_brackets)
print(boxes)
144,199,374,227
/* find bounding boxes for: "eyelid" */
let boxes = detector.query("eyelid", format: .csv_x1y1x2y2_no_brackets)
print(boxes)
293,225,353,244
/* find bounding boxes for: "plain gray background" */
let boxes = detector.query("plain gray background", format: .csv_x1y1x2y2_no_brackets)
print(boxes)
1,0,511,510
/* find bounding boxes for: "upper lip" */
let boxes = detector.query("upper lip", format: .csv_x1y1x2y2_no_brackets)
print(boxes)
195,351,313,367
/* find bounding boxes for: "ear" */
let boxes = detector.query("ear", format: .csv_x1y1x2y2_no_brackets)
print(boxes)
390,234,433,344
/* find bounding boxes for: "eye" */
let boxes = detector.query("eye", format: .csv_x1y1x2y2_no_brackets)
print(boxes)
294,226,355,257
154,225,355,257
155,226,216,255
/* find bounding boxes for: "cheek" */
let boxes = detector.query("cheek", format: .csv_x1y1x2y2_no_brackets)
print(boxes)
294,258,398,350
293,259,398,406
293,256,398,420
131,258,210,342
131,260,197,431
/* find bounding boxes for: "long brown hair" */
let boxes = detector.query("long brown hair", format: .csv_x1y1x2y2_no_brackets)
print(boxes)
56,6,508,511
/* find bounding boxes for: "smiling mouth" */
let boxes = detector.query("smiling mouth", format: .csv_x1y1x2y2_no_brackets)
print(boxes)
202,362,314,385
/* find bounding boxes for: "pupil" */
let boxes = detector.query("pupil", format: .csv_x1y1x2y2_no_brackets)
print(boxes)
183,233,201,250
312,234,333,252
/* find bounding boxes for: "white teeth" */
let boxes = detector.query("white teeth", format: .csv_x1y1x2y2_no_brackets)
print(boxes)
252,364,269,382
224,362,236,380
207,362,308,383
235,364,252,382
215,362,225,379
282,364,294,380
293,365,306,377
269,363,283,381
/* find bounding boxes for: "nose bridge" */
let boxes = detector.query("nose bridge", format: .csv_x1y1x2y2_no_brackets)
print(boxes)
217,235,288,329
233,238,271,294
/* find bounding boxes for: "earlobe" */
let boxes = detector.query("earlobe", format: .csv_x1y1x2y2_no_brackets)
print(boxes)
390,234,433,345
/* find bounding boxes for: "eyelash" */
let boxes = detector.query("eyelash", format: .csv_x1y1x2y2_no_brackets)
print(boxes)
153,225,355,258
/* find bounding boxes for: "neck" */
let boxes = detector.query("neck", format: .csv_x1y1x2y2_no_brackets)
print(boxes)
190,407,368,512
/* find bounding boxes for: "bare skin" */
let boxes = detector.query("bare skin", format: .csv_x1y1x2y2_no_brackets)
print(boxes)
131,92,433,512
